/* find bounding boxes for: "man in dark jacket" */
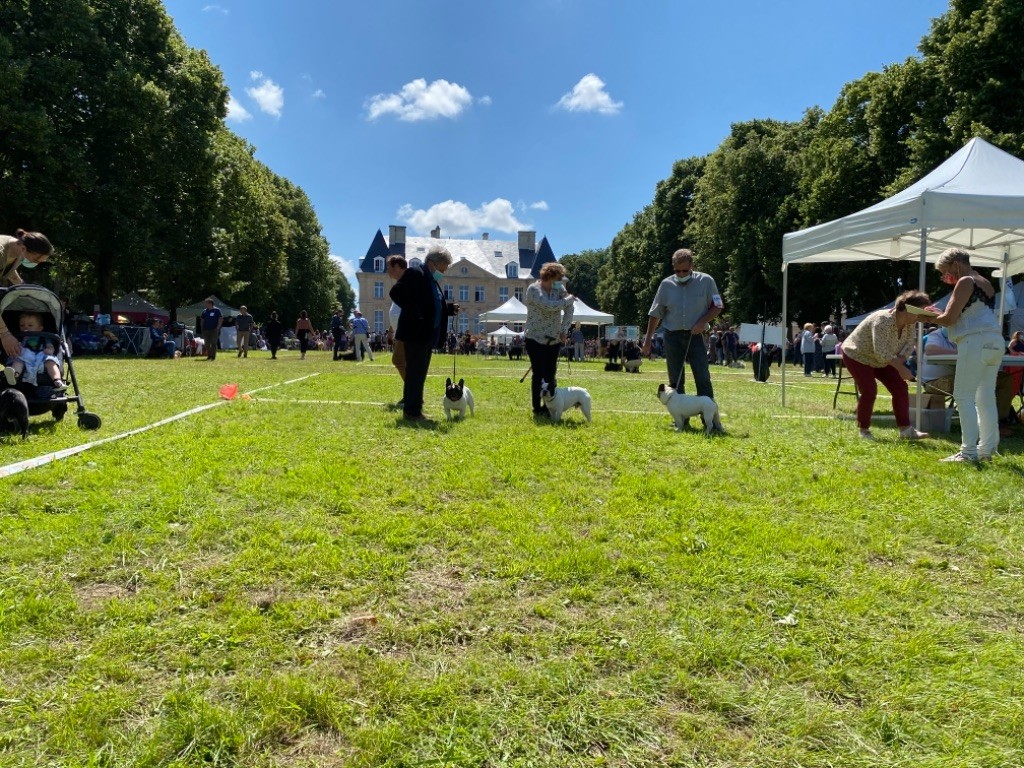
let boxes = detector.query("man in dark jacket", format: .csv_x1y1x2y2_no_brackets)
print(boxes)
390,246,458,421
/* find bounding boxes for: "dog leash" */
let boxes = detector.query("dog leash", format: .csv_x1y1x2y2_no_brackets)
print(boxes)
674,332,694,394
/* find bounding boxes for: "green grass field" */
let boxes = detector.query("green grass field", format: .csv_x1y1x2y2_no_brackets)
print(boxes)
2,350,1022,767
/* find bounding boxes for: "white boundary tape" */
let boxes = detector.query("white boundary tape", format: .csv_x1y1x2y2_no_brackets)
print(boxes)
0,374,318,481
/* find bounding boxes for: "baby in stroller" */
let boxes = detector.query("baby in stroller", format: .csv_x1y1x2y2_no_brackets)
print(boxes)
3,311,67,394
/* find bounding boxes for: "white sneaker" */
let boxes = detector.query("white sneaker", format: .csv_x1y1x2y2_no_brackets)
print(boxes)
899,427,929,441
941,451,976,463
2,366,15,386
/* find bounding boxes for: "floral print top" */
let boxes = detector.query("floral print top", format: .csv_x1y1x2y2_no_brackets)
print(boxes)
524,282,575,345
842,310,915,368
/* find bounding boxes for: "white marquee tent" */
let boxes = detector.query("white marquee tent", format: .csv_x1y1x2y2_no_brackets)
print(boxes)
479,297,527,324
781,136,1024,406
486,324,520,340
478,296,614,326
571,298,614,326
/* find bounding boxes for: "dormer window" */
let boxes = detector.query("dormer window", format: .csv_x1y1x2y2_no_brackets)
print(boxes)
373,257,385,273
494,251,502,259
409,257,422,268
506,263,519,279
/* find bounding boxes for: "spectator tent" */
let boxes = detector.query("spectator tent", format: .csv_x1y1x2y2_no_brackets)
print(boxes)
176,296,240,328
782,136,1024,407
479,296,614,327
111,292,169,324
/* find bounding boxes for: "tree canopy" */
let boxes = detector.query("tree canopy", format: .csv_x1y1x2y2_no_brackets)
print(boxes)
0,0,340,326
596,0,1024,329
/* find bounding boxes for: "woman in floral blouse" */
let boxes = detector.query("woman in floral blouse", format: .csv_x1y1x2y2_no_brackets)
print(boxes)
523,262,575,417
841,289,932,441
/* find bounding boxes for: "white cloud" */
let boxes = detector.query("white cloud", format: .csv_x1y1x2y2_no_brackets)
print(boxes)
529,201,549,211
478,95,492,106
556,73,623,115
330,254,359,293
226,94,251,122
398,198,527,236
366,78,473,122
312,89,326,99
202,4,228,14
246,72,284,117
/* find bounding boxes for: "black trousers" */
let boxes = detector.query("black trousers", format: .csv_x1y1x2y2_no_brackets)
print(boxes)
403,340,433,417
526,338,561,412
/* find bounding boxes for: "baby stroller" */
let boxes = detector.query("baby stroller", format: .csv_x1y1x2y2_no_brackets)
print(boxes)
0,284,102,430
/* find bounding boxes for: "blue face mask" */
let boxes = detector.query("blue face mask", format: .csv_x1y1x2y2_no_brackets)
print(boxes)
20,258,39,270
674,274,691,285
432,270,443,282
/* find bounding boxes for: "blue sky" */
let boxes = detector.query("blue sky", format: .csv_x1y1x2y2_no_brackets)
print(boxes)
163,0,950,292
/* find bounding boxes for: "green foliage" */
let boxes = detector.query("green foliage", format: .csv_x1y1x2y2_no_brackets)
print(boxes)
603,1,1024,328
558,248,607,310
0,0,334,326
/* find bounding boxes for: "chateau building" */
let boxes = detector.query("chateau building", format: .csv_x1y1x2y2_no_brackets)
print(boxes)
356,225,560,335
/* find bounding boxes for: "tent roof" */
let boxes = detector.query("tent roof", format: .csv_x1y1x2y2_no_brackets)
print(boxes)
479,296,527,322
486,325,520,337
783,137,1024,276
111,291,169,317
572,298,614,325
177,296,240,322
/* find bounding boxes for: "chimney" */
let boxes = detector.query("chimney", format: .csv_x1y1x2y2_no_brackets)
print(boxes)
481,232,489,241
388,225,406,246
430,226,441,239
518,230,536,252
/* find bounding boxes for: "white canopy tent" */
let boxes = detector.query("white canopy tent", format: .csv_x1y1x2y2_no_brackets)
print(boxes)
486,324,520,340
479,297,527,324
781,136,1024,406
571,298,614,326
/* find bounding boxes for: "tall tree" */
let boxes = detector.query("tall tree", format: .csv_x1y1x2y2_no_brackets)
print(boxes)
558,248,607,310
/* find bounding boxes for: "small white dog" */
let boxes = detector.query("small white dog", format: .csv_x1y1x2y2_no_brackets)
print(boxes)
657,383,724,435
442,377,475,419
540,379,592,423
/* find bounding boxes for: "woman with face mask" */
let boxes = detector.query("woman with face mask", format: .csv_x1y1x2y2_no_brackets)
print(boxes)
524,262,575,417
1,229,54,359
929,248,1004,462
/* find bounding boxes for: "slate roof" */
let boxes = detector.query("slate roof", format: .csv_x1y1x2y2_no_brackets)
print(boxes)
358,230,559,278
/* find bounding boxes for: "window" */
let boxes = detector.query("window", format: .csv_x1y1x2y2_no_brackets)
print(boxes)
506,263,518,278
373,281,384,299
514,287,523,301
513,322,525,333
373,310,384,333
459,285,469,302
458,313,469,333
474,314,484,333
494,251,502,259
460,266,469,275
444,284,454,300
475,285,485,302
409,257,422,268
373,257,385,273
499,287,509,303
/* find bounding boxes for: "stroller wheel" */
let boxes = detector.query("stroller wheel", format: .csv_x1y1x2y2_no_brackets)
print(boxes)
78,412,102,430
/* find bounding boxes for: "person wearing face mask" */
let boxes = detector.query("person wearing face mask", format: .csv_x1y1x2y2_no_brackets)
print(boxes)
523,262,575,417
642,249,724,402
1,229,54,359
928,247,1004,462
390,245,459,422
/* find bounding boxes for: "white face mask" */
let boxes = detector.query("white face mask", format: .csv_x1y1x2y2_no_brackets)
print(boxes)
674,274,692,285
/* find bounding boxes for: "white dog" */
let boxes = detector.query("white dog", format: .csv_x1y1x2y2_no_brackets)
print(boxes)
540,379,592,423
443,377,475,419
657,383,724,435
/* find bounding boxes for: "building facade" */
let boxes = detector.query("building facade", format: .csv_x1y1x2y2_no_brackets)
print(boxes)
356,225,560,336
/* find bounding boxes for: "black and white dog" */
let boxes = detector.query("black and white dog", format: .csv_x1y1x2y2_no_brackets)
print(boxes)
442,377,475,419
540,379,592,423
0,388,30,440
657,383,723,435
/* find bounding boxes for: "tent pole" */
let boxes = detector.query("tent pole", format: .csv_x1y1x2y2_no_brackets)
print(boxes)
997,248,1009,328
915,227,927,432
781,264,788,407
